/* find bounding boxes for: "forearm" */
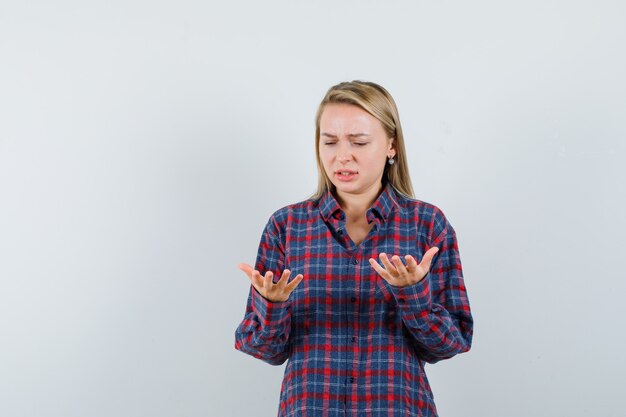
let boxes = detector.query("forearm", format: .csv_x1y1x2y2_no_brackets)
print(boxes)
389,276,473,364
234,288,292,365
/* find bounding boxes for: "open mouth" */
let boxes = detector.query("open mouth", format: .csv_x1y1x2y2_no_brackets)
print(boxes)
335,170,358,181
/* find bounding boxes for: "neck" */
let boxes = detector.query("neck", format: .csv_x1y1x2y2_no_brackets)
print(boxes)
335,182,384,217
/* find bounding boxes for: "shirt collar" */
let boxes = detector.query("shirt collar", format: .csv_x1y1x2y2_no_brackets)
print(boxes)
318,189,344,222
318,182,398,223
367,182,398,222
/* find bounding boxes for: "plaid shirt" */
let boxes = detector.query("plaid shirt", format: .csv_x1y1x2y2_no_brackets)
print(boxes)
235,183,473,417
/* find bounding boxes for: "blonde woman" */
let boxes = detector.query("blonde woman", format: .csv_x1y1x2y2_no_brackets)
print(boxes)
235,81,473,416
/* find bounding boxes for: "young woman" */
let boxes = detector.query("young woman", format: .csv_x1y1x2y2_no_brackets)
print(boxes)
235,81,473,417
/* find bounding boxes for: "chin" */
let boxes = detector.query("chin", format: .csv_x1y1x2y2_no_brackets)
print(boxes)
333,182,362,194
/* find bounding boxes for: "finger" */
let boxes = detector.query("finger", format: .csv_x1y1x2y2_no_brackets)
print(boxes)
369,258,392,281
419,247,440,270
239,263,261,286
404,255,418,273
285,274,304,293
238,263,254,278
277,269,292,286
391,255,407,274
249,269,264,289
263,270,274,290
378,253,397,274
243,269,265,294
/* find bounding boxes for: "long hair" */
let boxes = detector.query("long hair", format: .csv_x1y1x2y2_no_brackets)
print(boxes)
310,80,414,200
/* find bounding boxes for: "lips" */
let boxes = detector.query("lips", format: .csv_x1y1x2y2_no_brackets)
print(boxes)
335,170,358,181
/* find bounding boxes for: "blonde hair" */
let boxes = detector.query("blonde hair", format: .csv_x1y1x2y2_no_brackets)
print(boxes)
311,80,414,200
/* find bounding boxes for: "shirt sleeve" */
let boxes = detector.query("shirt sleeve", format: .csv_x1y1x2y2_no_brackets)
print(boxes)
387,211,474,364
234,214,292,366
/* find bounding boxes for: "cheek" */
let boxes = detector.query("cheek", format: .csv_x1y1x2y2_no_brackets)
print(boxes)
363,150,385,164
318,148,332,164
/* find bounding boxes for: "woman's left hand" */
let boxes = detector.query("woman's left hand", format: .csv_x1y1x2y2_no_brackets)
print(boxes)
368,247,439,288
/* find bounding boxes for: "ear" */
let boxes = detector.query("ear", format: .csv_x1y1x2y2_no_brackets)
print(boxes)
388,137,396,157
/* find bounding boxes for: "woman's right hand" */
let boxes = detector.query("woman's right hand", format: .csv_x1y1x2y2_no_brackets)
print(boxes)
238,263,303,302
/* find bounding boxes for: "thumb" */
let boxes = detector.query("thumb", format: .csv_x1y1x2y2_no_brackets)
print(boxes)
238,263,258,282
420,247,439,270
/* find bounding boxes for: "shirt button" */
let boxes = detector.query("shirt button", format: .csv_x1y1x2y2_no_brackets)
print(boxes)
352,258,359,265
399,298,406,304
350,296,356,302
349,377,355,383
351,336,357,343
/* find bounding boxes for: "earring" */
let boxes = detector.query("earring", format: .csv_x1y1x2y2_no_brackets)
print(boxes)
388,156,395,165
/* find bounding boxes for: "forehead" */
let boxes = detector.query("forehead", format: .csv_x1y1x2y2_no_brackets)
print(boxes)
319,103,383,133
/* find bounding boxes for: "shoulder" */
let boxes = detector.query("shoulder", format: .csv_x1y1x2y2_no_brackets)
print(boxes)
392,190,452,238
263,197,318,234
269,197,317,222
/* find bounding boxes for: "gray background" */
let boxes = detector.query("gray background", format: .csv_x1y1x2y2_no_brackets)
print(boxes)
1,1,624,416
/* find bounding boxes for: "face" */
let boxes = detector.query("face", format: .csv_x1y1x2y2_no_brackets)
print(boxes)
318,103,395,200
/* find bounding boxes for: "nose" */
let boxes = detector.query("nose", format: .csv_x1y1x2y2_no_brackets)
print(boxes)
336,141,353,163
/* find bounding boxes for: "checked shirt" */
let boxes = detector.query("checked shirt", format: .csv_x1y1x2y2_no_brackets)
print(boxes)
235,183,473,417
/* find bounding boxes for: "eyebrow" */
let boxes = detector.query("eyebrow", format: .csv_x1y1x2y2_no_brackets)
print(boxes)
321,133,370,138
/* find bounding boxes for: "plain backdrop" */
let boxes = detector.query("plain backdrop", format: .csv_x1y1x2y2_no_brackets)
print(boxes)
1,1,625,416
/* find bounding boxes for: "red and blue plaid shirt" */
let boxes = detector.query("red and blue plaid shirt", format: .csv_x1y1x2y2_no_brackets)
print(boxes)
235,183,473,417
